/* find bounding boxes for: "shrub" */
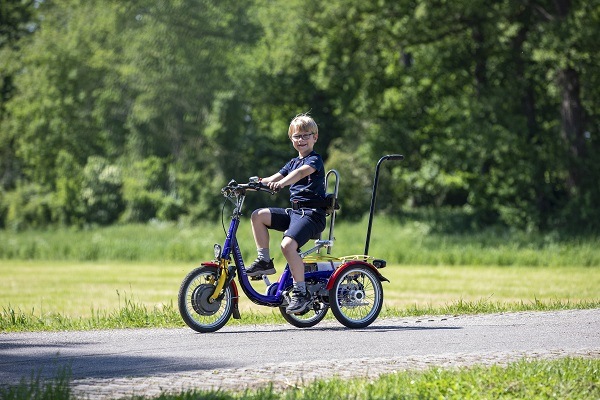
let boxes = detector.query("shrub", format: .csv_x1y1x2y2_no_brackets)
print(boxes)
80,156,124,225
2,183,54,231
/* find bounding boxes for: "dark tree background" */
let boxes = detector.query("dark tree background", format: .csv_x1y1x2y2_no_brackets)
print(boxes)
0,0,598,232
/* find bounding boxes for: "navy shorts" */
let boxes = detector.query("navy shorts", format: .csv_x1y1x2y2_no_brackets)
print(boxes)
267,207,326,249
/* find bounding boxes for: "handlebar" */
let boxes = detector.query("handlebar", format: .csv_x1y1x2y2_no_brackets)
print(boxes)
221,180,277,196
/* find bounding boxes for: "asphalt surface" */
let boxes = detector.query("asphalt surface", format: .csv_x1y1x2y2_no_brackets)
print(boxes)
1,309,599,399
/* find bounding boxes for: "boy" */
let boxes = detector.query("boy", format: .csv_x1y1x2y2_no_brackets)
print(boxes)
246,114,327,314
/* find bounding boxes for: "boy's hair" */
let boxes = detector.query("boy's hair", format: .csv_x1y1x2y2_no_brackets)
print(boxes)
288,113,318,138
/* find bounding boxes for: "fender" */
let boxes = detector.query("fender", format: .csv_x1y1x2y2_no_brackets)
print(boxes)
325,260,389,291
200,262,241,319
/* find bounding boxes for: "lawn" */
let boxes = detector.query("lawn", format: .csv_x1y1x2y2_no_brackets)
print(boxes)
1,260,598,319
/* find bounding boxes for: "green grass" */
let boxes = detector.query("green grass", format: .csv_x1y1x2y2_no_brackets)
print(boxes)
1,217,599,266
1,358,598,399
0,367,71,400
3,261,599,319
1,219,599,331
1,259,599,332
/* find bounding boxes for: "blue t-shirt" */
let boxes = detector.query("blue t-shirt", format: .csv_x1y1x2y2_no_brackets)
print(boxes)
279,151,326,203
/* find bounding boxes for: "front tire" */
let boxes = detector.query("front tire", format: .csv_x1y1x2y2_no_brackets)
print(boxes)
329,265,383,329
178,266,234,333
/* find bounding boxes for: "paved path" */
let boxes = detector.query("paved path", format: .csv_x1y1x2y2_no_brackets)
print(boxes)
1,309,599,399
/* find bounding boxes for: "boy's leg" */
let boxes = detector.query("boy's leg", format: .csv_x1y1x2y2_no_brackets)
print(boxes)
281,236,311,314
281,236,304,282
250,208,271,249
247,208,276,276
281,210,325,313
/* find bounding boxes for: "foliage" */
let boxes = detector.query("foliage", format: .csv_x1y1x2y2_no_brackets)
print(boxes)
0,1,599,232
1,182,53,231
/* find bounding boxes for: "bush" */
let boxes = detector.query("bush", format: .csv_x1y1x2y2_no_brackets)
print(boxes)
80,156,124,225
2,183,54,231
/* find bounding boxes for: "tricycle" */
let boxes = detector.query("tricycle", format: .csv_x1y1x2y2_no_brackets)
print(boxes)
178,154,403,332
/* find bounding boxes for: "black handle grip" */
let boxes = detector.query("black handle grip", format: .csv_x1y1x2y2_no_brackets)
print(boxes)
383,154,404,161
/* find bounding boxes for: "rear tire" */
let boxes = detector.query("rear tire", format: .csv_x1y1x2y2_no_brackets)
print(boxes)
178,266,234,333
279,302,329,328
329,265,383,328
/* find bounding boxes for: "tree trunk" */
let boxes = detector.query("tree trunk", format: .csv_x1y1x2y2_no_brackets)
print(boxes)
557,67,586,188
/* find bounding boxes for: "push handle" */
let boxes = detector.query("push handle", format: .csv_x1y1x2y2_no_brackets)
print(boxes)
382,154,404,161
364,154,404,256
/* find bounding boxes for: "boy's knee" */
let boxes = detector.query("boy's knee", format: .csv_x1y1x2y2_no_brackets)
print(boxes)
281,237,298,254
251,208,268,223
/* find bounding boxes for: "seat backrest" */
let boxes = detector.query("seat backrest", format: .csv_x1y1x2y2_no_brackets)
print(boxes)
303,170,341,255
324,193,340,216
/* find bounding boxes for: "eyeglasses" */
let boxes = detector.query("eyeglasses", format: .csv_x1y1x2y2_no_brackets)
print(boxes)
291,133,314,141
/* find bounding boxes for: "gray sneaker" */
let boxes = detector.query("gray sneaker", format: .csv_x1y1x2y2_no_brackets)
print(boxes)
286,288,312,314
246,258,276,277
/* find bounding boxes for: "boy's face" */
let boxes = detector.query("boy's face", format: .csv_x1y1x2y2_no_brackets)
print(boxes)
290,128,317,157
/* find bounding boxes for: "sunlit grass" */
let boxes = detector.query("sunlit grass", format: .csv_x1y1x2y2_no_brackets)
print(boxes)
1,219,599,332
2,260,598,321
1,217,599,266
380,264,600,308
2,255,599,333
1,358,598,399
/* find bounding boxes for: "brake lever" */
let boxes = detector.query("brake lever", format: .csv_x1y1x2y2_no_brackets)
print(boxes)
221,179,241,196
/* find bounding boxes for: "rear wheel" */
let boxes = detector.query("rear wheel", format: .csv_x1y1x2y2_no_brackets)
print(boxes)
279,302,329,328
178,266,234,333
329,265,383,328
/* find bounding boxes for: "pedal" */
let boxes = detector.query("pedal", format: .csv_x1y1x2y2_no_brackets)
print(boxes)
249,275,262,281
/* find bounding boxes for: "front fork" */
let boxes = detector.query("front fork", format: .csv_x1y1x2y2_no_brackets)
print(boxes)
202,258,240,319
209,258,235,302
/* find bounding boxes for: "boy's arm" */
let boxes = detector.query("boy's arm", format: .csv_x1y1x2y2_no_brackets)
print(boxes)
260,172,283,184
269,165,315,191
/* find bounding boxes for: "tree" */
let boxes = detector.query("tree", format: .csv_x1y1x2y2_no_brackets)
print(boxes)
0,0,36,190
1,0,598,230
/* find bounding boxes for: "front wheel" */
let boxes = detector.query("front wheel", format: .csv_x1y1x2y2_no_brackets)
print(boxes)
178,266,234,333
329,265,383,329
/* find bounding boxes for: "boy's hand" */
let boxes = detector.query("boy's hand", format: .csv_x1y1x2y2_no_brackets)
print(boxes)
267,181,282,192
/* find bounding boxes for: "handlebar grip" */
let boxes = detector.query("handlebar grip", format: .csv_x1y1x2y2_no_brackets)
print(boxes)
383,154,404,161
248,181,277,195
222,179,278,195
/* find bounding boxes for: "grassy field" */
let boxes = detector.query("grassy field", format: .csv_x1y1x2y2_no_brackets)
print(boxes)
1,218,599,330
1,216,599,266
2,358,598,400
2,260,599,319
1,259,599,333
